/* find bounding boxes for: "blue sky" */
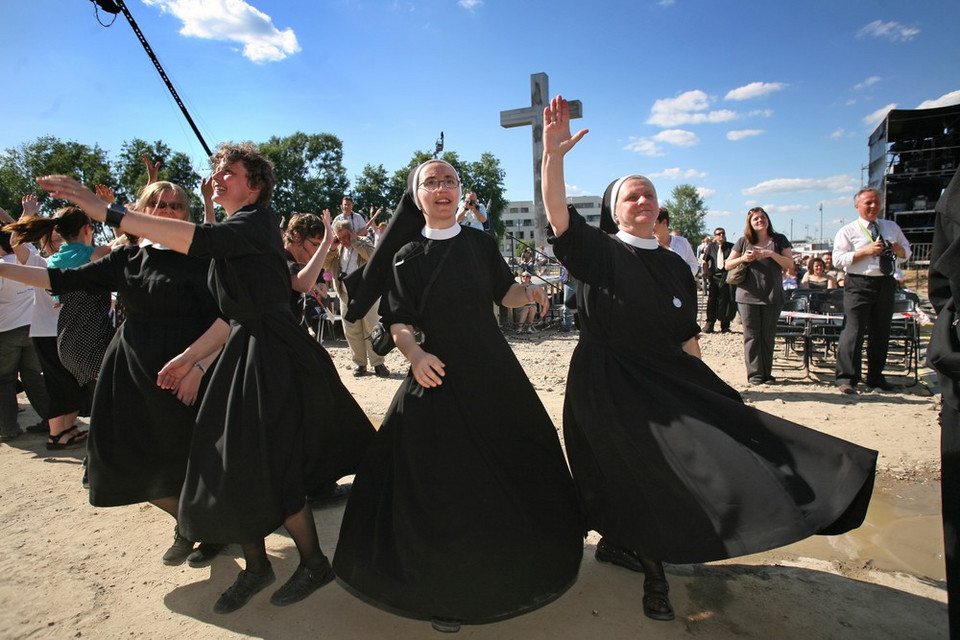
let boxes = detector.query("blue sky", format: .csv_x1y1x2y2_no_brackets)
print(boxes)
2,0,958,242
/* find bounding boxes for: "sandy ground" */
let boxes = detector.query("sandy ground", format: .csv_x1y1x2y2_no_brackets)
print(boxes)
0,314,949,639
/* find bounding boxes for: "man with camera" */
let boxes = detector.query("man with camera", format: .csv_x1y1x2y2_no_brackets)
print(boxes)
832,187,910,395
456,191,487,231
324,220,389,378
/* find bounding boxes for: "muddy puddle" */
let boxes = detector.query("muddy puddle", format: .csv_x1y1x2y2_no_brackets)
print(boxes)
775,480,945,580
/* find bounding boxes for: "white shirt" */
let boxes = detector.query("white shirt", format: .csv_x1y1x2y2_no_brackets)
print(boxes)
24,247,58,338
833,216,911,277
0,252,36,333
333,212,367,233
668,235,699,276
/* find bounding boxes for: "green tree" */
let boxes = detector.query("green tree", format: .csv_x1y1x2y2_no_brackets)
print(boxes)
0,135,114,218
662,183,707,246
259,132,349,222
352,163,392,221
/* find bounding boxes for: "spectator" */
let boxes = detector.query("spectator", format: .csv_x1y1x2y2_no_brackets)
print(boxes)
822,251,843,286
725,207,794,385
653,207,698,276
333,196,371,234
324,220,389,378
516,272,538,332
801,257,837,290
701,227,736,333
456,191,487,231
832,187,910,395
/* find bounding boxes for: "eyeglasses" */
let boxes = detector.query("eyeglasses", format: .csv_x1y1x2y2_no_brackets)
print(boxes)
714,231,725,236
418,178,460,192
304,238,322,249
151,199,186,211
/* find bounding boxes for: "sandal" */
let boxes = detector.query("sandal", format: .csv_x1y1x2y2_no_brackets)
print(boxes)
642,577,675,621
46,425,88,451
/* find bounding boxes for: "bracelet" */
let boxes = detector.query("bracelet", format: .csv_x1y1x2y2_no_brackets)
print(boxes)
105,203,126,228
193,362,206,374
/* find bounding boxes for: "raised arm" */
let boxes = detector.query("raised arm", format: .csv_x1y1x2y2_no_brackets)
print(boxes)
291,210,334,293
37,175,196,254
541,95,588,237
200,177,217,223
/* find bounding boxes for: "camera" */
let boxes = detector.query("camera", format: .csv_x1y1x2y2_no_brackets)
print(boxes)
466,200,475,207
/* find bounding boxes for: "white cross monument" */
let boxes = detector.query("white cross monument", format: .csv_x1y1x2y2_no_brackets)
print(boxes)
500,72,581,252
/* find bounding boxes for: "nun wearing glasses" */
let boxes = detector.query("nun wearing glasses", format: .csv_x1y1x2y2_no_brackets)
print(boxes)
334,159,583,633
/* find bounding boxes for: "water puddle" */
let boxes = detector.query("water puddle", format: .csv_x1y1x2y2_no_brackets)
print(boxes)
774,480,944,580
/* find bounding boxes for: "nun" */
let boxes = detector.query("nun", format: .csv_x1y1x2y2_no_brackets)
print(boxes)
333,159,584,633
540,95,878,621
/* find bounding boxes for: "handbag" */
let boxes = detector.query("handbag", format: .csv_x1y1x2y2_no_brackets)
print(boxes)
724,262,749,285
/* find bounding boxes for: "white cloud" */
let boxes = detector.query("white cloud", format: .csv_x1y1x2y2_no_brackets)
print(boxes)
646,90,738,127
863,102,897,128
724,82,785,101
648,167,707,180
831,128,846,139
658,0,675,6
565,183,590,197
857,19,920,42
653,129,700,147
727,129,764,141
845,98,857,107
458,0,483,9
747,109,774,118
142,0,300,63
854,76,882,91
742,175,859,196
917,90,960,109
697,187,716,199
764,204,807,215
623,137,663,156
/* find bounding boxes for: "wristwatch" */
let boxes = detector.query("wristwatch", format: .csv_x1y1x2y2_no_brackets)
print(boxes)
105,203,126,228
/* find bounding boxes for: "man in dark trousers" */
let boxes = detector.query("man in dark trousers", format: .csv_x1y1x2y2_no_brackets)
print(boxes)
832,187,910,395
701,227,735,333
927,167,960,640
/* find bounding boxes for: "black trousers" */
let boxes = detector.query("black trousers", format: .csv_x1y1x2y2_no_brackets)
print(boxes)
835,273,895,385
739,302,781,382
705,279,736,328
943,403,960,638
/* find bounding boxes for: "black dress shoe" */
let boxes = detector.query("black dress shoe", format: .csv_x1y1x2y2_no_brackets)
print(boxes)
270,561,335,606
837,382,856,395
595,538,645,573
866,378,896,391
214,567,276,614
187,542,226,567
431,617,462,633
307,482,351,505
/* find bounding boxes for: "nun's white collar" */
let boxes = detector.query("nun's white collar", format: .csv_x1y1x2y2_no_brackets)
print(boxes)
616,230,659,250
422,224,461,240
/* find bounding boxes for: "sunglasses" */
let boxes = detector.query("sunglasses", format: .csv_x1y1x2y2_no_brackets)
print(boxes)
151,199,186,211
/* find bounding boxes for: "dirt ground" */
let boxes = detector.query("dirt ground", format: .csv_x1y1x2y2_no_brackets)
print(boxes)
0,311,949,639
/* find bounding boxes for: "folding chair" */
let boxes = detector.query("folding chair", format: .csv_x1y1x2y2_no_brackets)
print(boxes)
887,292,921,384
774,295,809,372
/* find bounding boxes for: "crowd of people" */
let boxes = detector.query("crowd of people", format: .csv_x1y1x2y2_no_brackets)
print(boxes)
1,96,951,636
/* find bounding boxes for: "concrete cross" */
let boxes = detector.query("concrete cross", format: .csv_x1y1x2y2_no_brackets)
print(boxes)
501,72,581,252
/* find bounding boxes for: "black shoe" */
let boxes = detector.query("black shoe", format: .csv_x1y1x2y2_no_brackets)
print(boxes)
352,365,367,378
702,324,715,334
270,561,335,606
374,364,390,378
595,538,645,573
865,378,896,391
837,382,856,395
307,482,351,505
642,577,675,621
214,567,276,614
26,419,49,434
162,525,195,566
187,542,226,567
748,377,765,385
0,430,22,443
720,325,731,333
431,617,462,633
764,376,777,384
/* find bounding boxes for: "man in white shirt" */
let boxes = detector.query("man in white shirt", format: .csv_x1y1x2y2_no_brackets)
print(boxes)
653,208,698,276
333,196,368,234
456,192,487,231
832,187,910,394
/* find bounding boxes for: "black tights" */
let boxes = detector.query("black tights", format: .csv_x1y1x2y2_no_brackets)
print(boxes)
241,503,327,575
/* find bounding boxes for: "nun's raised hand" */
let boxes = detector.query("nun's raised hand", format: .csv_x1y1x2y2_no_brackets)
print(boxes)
35,176,107,222
410,350,445,388
543,95,588,158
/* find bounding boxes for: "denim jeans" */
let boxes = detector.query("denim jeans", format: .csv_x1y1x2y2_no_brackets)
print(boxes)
0,325,50,436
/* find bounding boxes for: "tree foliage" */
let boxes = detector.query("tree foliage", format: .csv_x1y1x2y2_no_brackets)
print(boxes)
352,163,392,221
259,132,349,222
115,138,204,220
662,183,708,246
